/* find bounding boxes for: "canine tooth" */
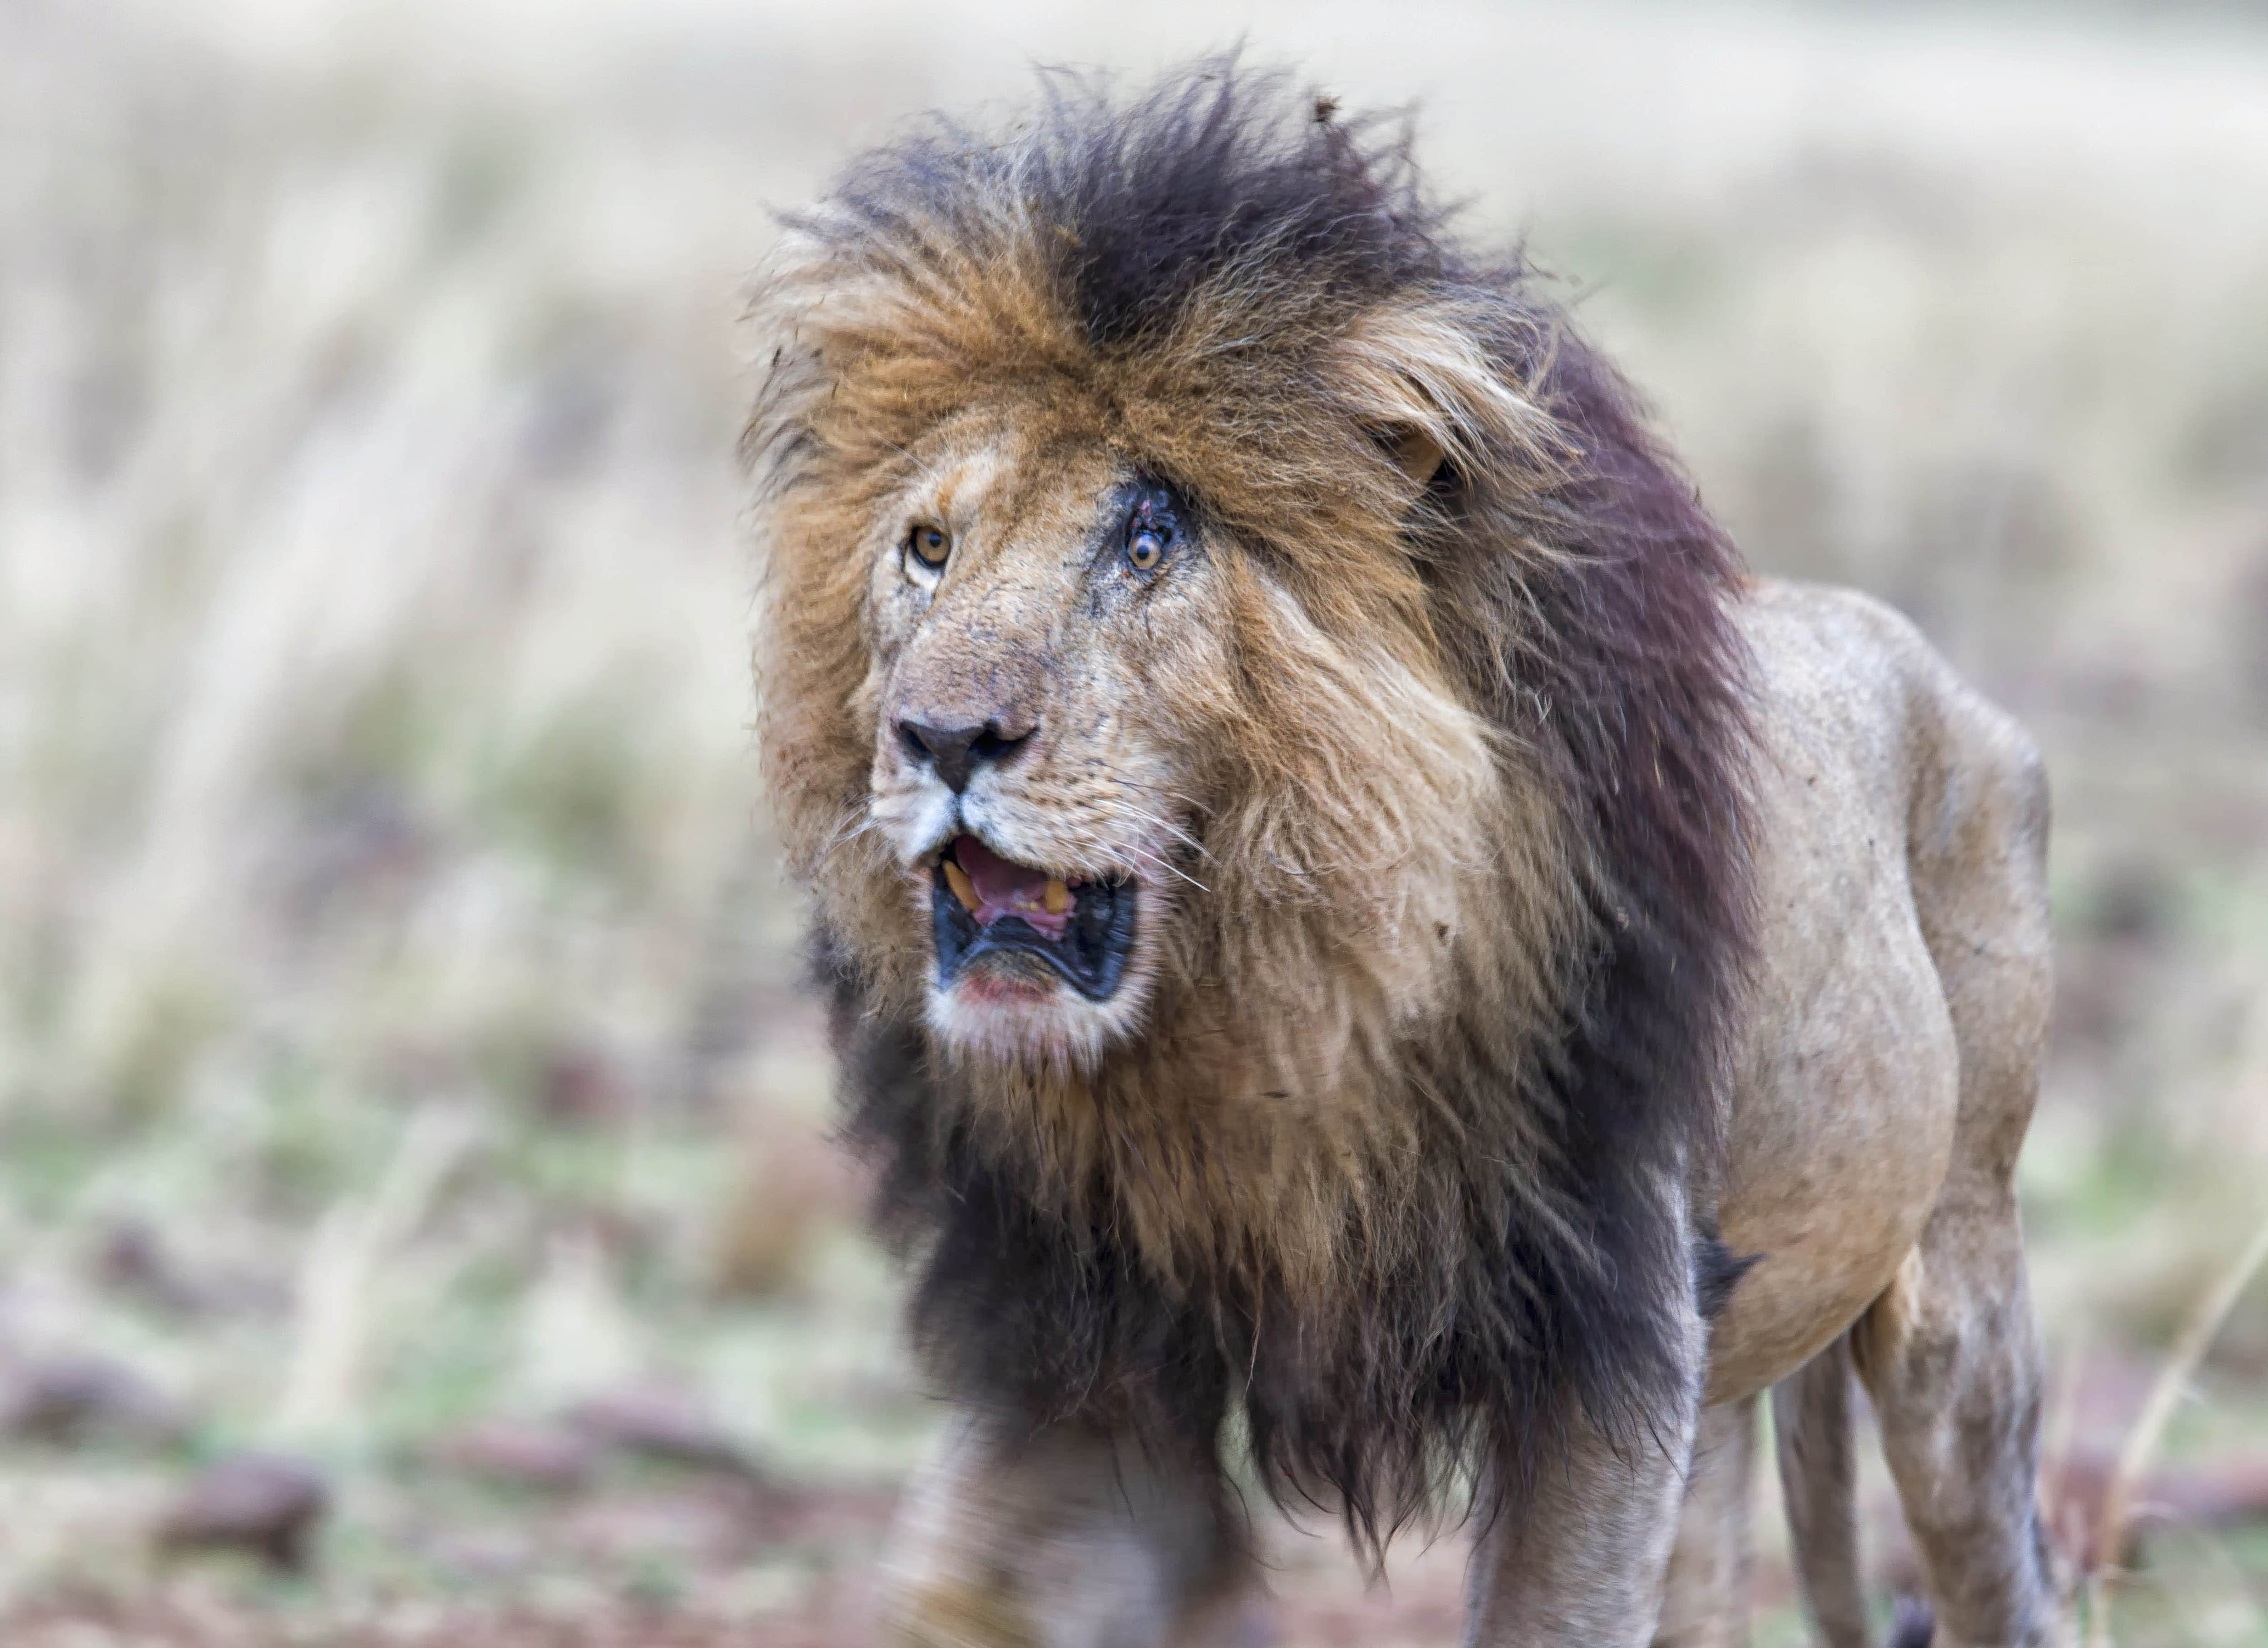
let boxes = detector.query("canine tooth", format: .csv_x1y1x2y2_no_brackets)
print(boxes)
944,859,979,912
1044,878,1070,914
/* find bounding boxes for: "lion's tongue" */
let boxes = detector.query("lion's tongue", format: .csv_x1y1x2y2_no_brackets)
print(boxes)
955,837,1072,941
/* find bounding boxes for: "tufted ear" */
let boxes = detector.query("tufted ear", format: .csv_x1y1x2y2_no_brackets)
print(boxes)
1379,425,1447,489
1332,301,1566,501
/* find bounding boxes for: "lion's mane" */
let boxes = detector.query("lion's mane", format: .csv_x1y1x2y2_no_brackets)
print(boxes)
745,65,1757,1544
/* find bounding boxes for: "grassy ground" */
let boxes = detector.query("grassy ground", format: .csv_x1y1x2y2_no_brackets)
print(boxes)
4,0,2268,1641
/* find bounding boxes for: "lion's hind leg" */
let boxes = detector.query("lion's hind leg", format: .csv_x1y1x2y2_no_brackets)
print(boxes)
1772,1335,1872,1648
1850,1229,2059,1648
1653,1397,1759,1648
1851,675,2062,1648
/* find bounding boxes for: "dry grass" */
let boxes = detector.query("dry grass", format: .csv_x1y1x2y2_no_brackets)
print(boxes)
2085,1208,2268,1646
3,0,2267,1641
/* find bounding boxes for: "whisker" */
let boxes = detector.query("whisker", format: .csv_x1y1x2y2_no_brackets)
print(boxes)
813,804,902,874
1120,841,1211,896
1117,803,1212,860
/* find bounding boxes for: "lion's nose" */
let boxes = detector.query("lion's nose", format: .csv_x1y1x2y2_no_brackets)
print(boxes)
896,719,1033,794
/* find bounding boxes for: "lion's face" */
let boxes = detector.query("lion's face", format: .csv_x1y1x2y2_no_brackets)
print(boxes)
861,418,1232,1065
831,403,1515,1075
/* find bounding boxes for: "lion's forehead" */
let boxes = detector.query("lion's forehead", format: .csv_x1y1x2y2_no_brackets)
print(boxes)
911,410,1113,515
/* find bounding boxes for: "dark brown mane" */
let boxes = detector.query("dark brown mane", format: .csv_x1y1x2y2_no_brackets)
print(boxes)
761,60,1757,1551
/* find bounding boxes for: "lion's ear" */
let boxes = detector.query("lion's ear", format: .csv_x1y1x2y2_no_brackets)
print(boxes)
1379,425,1447,490
1334,303,1561,503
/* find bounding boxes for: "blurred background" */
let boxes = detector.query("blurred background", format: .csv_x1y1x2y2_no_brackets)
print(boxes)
3,0,2266,1642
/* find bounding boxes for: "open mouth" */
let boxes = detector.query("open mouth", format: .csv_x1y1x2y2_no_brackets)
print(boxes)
931,835,1138,1002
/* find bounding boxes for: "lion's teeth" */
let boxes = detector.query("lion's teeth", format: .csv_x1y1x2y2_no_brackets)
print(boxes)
1044,878,1070,915
944,859,980,913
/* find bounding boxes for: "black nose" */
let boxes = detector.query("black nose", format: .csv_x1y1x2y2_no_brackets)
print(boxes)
897,719,1032,794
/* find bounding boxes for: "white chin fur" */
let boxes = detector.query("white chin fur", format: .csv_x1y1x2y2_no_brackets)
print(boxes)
924,944,1156,1074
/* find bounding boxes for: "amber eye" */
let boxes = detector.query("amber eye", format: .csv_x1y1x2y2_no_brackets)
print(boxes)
908,524,951,568
1119,481,1184,576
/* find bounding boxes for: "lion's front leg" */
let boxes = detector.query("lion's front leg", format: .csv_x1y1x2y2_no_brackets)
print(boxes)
1464,1303,1705,1648
877,1408,1258,1648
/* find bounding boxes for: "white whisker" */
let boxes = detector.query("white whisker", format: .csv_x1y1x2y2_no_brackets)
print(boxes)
1120,842,1211,896
1117,802,1212,860
812,804,881,868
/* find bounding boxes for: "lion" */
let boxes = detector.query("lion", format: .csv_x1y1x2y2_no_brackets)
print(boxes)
745,65,2064,1648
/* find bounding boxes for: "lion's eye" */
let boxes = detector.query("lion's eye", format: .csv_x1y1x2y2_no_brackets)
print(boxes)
1116,480,1185,579
905,524,951,581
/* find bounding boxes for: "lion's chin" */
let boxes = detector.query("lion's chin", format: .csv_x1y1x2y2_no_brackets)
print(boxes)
924,950,1155,1073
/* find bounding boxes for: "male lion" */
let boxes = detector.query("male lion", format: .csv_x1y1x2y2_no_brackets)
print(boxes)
746,66,2062,1648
